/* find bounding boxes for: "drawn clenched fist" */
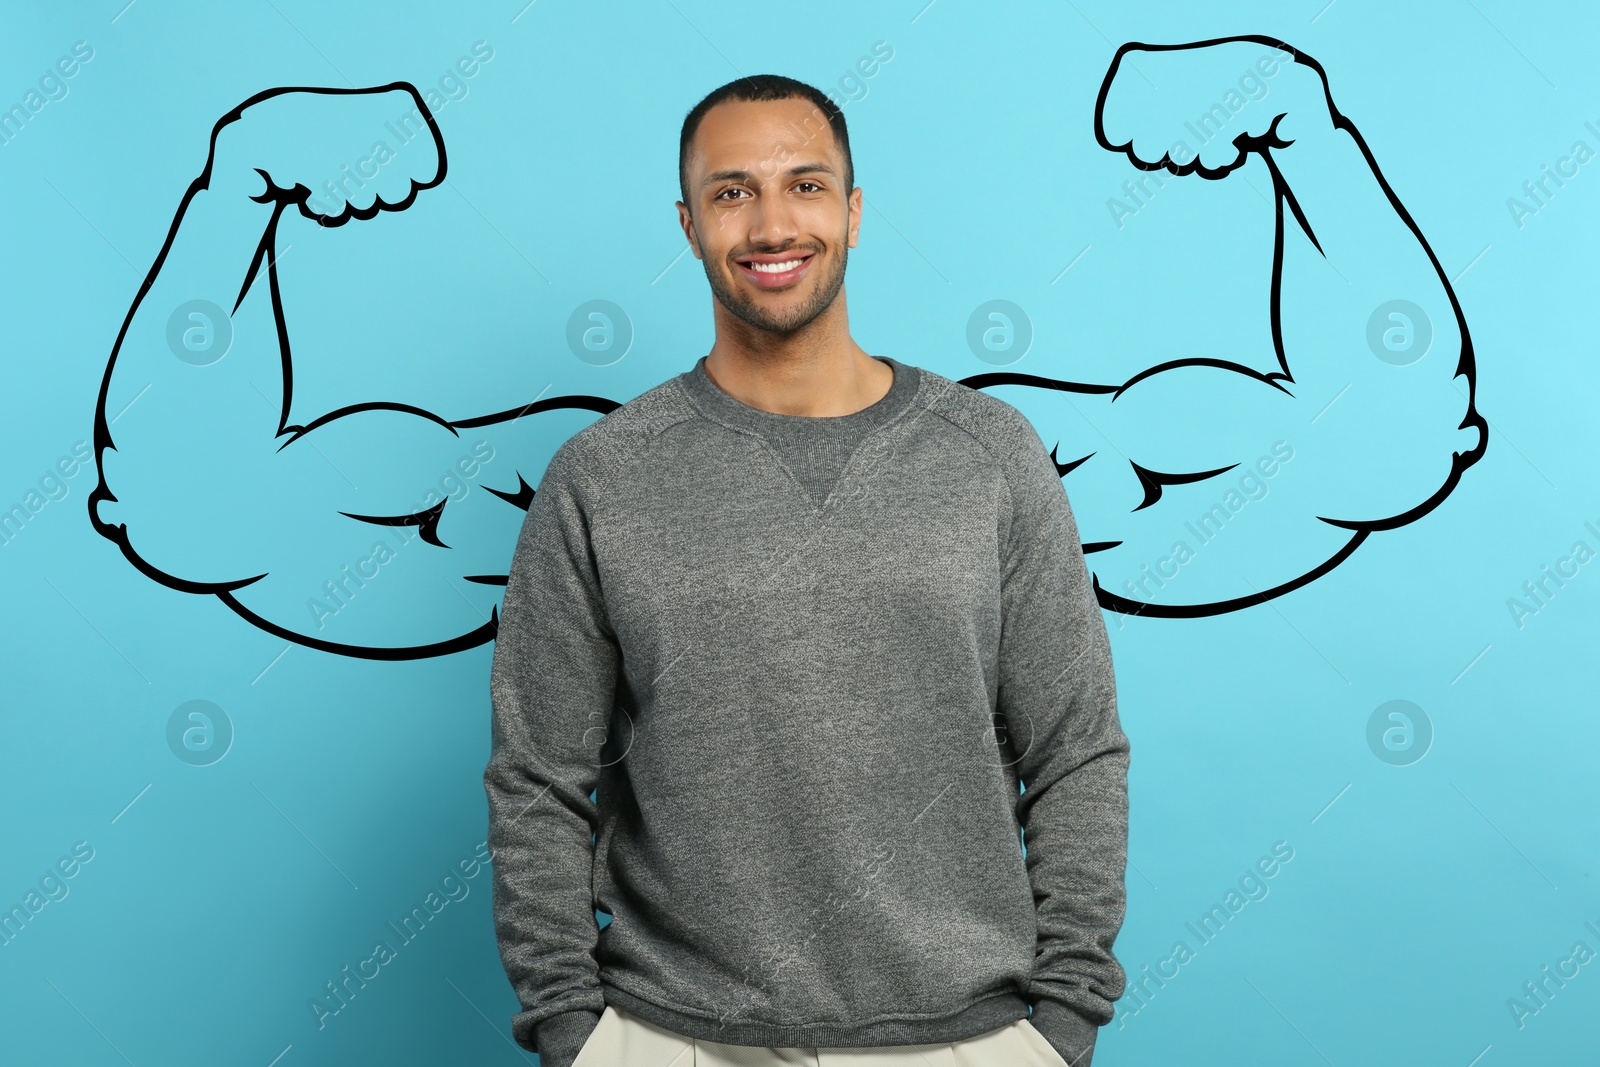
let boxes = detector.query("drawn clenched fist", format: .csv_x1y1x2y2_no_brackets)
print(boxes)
1095,36,1336,178
206,82,446,225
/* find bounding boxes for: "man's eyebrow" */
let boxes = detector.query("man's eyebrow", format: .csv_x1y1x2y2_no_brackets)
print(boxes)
700,162,837,188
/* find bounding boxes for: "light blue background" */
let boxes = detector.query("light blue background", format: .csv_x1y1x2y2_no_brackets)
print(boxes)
2,1,1597,1064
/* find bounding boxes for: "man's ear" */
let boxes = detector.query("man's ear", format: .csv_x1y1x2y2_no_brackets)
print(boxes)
676,201,703,260
846,186,863,249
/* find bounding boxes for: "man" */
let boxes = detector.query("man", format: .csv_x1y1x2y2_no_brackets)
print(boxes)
485,74,1128,1067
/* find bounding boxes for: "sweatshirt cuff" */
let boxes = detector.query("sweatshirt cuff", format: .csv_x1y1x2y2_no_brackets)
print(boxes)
528,1008,602,1067
1029,998,1100,1067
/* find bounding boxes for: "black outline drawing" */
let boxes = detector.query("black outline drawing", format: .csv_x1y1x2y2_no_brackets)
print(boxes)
960,35,1485,617
88,84,617,660
88,35,1487,660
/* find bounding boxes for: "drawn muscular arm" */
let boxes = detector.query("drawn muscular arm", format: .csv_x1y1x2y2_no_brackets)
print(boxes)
1096,37,1482,508
973,37,1486,614
89,85,597,656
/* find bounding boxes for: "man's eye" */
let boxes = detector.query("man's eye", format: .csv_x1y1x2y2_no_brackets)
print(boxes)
796,181,823,193
716,188,747,201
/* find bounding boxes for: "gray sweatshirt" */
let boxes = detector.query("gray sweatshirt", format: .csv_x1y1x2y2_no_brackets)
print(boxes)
485,355,1129,1067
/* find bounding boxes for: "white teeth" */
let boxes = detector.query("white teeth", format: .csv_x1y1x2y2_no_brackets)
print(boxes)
747,258,806,273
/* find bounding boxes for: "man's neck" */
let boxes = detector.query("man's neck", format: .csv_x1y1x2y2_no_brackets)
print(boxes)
703,305,891,418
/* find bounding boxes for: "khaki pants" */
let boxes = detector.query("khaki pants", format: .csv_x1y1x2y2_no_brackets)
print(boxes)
570,1004,1074,1067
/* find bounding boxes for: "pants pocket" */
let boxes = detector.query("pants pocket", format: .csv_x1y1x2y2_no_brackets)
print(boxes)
569,1005,613,1067
1014,1019,1072,1067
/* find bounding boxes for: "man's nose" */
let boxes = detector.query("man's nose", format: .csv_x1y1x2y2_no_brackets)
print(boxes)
747,192,799,248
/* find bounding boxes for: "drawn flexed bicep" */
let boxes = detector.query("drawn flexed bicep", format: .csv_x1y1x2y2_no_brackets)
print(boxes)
965,35,1485,617
89,83,616,657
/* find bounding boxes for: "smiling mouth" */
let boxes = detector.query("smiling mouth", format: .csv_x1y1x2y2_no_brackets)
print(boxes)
736,252,814,289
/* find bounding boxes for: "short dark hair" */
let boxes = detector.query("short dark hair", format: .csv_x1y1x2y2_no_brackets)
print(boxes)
678,74,853,210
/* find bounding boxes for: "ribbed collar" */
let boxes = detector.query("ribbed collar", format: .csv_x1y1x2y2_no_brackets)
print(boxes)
677,355,920,437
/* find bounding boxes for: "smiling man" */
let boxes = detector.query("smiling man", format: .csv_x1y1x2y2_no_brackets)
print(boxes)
674,83,893,428
485,74,1130,1067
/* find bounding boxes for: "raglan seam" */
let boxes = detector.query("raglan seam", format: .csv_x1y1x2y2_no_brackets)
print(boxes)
919,390,1038,567
561,390,701,522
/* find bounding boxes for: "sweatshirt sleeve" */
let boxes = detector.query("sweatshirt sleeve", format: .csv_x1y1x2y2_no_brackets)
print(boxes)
484,438,612,1065
996,412,1130,1067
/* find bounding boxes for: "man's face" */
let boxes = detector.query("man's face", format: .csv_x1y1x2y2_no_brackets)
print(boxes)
678,97,862,335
